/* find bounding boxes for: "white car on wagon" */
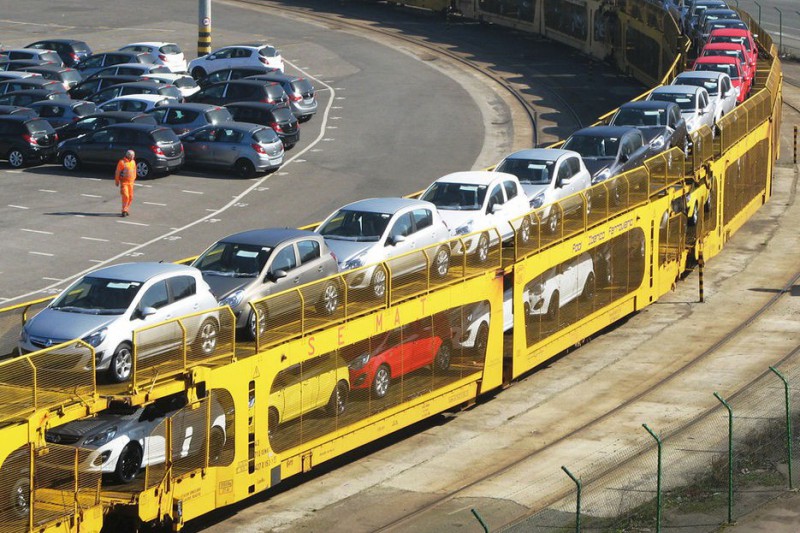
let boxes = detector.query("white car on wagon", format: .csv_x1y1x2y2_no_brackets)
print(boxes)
671,70,737,123
647,85,716,133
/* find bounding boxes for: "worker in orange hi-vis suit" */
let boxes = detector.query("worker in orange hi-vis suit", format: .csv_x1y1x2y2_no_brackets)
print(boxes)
114,150,137,217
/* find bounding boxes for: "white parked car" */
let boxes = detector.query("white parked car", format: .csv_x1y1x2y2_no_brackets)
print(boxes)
671,70,737,123
118,42,187,73
453,289,513,354
315,197,451,298
647,85,716,133
188,44,284,79
523,252,595,320
140,72,201,98
419,171,532,262
97,93,176,113
494,148,592,210
19,262,220,382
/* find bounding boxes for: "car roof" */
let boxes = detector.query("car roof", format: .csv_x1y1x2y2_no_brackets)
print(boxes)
109,81,167,89
2,89,59,96
675,70,726,80
502,148,578,161
0,78,60,87
221,79,276,87
340,197,435,213
0,105,34,113
155,102,224,111
219,228,318,247
571,125,641,136
703,42,746,49
434,170,516,185
195,121,265,133
107,94,169,102
21,64,74,73
80,111,148,120
652,84,704,95
122,42,177,48
30,99,88,108
694,55,740,64
225,101,279,111
86,262,198,282
703,8,738,14
710,28,752,36
30,39,86,45
104,122,168,131
619,100,680,110
0,114,38,123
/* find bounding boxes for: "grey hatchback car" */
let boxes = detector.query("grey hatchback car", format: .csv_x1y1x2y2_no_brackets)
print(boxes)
180,121,284,177
28,99,97,129
192,228,340,339
147,103,232,135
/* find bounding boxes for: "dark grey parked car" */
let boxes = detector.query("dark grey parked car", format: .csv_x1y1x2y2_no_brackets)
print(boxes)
562,126,651,184
18,64,83,90
69,75,142,100
28,99,97,128
197,66,276,87
74,52,151,78
225,102,299,149
0,77,67,96
26,39,92,67
246,73,317,121
192,228,340,338
147,102,232,135
180,121,284,177
55,111,157,140
86,81,183,105
0,89,68,107
0,115,58,168
188,80,289,107
608,101,688,155
0,105,37,118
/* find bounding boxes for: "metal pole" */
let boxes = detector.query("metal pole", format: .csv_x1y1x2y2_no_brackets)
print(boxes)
471,509,489,533
714,392,734,524
770,366,793,489
774,7,783,56
753,1,761,28
562,466,582,533
198,0,212,57
794,125,797,165
643,424,663,533
698,251,704,302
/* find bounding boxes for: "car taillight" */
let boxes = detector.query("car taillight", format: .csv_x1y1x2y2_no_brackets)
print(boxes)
289,94,302,102
251,143,267,154
269,121,283,133
159,54,167,61
179,143,184,152
150,145,165,156
22,133,38,145
261,97,275,104
53,133,58,141
259,56,268,64
70,53,79,62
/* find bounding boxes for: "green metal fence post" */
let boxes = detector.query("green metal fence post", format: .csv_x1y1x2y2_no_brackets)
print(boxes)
471,508,489,533
643,424,662,533
770,366,793,490
561,465,581,532
714,392,734,523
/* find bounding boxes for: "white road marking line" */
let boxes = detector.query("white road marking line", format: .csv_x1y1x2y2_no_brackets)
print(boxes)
8,205,29,209
21,229,53,235
73,214,85,218
330,116,342,120
121,242,140,246
311,148,324,152
294,159,307,163
42,277,61,281
327,126,338,129
88,259,104,263
5,170,22,174
205,209,216,212
85,177,102,181
143,202,167,206
29,251,54,257
323,138,334,142
81,194,102,198
38,189,57,193
335,96,346,100
276,172,289,176
81,237,109,242
334,87,345,90
117,220,149,226
182,190,204,194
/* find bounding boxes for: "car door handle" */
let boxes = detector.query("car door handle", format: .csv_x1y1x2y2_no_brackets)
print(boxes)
293,277,300,284
317,266,324,272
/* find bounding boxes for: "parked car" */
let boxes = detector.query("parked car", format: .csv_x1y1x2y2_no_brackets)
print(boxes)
0,58,52,71
74,52,151,78
0,88,68,107
28,99,97,128
147,103,233,135
246,73,317,121
26,39,91,67
81,62,171,82
693,8,740,43
647,85,716,133
86,81,183,105
452,291,513,355
671,70,737,122
18,263,218,383
17,64,83,90
692,56,750,103
0,71,41,82
0,115,58,167
699,42,753,84
192,228,340,338
198,66,277,88
523,253,595,321
344,315,451,398
608,100,688,154
684,0,728,34
0,105,37,119
55,111,157,140
68,74,142,100
58,122,184,177
188,80,289,107
708,28,758,72
188,44,284,79
140,72,200,98
97,94,176,113
562,126,651,183
697,18,749,50
44,391,226,483
419,170,532,259
225,102,299,149
0,77,67,96
180,122,284,177
0,48,63,66
494,148,593,210
316,197,451,297
118,42,187,73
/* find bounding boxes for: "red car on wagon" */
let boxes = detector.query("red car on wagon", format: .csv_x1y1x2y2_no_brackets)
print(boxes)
693,55,750,103
708,28,758,73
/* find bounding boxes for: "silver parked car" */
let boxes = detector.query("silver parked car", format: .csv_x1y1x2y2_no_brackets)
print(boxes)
147,102,233,135
647,85,716,133
316,198,451,297
18,263,220,383
671,70,737,123
192,228,340,339
180,121,284,177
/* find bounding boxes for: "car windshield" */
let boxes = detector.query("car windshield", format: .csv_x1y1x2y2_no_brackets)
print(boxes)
205,108,232,123
710,35,750,50
703,49,745,63
420,182,488,210
194,242,272,277
253,127,279,143
61,70,82,83
73,102,96,116
495,158,556,185
318,209,392,241
563,135,620,158
159,44,182,55
650,92,696,111
676,76,719,95
173,77,197,89
152,128,178,143
612,108,667,127
695,62,739,79
51,276,142,314
259,46,278,58
25,119,53,133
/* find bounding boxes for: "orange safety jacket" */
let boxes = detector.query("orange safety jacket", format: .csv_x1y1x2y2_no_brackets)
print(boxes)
115,158,136,185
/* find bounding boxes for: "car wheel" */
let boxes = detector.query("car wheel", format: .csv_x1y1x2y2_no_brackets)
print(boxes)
432,246,450,279
235,158,256,179
548,211,560,234
519,216,532,244
371,266,387,299
475,233,490,263
195,318,218,355
5,450,31,522
316,281,340,315
474,322,489,356
136,159,152,179
545,291,560,322
108,342,133,383
268,407,279,440
7,149,25,168
115,442,143,483
61,151,80,171
581,273,596,302
434,341,452,372
191,67,206,79
248,309,267,341
372,364,391,398
326,380,349,416
683,135,691,157
208,426,225,463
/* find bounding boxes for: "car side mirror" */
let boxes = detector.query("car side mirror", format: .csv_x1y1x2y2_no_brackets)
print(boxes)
135,306,157,320
619,153,629,163
491,203,504,214
269,269,288,281
389,234,407,246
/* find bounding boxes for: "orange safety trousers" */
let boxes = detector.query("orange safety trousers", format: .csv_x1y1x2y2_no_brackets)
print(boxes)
120,182,134,212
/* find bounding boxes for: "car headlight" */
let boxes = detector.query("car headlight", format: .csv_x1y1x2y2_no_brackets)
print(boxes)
454,220,474,236
219,289,244,308
84,426,117,447
81,327,107,348
348,352,370,370
343,252,367,271
531,193,545,208
650,135,666,150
